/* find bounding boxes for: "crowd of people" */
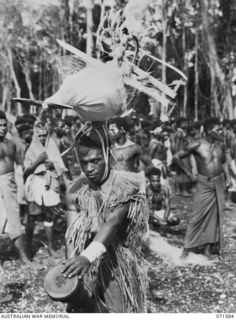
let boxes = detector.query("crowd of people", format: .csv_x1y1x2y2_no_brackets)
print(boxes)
0,109,236,312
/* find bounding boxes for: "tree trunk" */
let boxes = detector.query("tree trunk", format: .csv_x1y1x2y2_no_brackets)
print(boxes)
224,88,233,119
194,25,199,120
38,59,42,101
7,47,22,114
200,0,228,118
1,85,8,111
210,76,215,117
20,60,35,98
182,3,187,117
61,0,71,43
24,64,36,114
86,0,94,56
161,0,167,86
161,0,167,120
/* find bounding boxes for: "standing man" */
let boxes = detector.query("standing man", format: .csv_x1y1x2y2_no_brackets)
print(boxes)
24,121,66,258
0,111,30,265
174,118,231,259
13,118,34,224
62,126,147,313
108,118,152,173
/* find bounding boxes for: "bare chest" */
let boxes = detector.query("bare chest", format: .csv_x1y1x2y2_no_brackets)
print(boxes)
198,143,223,164
115,146,137,161
0,142,15,160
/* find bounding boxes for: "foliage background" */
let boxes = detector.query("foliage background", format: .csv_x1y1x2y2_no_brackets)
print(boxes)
0,0,235,120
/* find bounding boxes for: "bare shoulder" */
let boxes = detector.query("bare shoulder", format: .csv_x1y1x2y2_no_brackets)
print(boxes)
128,142,142,156
67,175,87,195
134,143,143,154
3,138,16,150
162,184,171,197
186,139,201,151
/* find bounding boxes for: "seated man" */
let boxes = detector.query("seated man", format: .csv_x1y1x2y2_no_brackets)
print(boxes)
24,121,66,258
146,167,179,227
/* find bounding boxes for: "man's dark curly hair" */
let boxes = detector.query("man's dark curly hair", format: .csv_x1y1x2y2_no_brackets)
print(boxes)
146,167,161,178
77,127,111,150
203,117,220,133
0,110,6,120
108,118,129,132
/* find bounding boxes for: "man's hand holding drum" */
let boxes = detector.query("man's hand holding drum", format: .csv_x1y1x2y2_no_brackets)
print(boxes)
61,255,91,279
62,240,107,279
62,202,129,280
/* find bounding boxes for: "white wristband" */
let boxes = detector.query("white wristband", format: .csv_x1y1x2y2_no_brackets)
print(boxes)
80,241,107,263
43,221,53,227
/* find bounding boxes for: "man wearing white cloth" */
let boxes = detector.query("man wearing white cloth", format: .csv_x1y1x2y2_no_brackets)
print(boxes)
0,111,30,265
24,121,66,258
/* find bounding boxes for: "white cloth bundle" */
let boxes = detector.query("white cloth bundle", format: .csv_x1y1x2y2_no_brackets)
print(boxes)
24,126,66,207
25,172,60,206
46,62,126,122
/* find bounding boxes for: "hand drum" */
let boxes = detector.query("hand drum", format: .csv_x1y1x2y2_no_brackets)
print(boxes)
44,264,79,301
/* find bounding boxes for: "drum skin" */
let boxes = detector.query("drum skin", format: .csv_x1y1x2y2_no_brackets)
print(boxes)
44,264,79,301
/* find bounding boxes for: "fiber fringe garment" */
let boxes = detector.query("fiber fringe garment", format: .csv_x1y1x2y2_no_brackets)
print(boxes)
0,172,22,240
184,173,225,251
66,169,148,313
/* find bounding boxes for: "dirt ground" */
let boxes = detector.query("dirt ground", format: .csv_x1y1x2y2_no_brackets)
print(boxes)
1,192,236,313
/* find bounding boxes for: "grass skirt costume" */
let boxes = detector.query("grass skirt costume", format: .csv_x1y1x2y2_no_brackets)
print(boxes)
66,169,148,313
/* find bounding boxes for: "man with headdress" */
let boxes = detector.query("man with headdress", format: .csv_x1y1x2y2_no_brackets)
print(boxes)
0,111,30,265
62,125,147,313
174,118,231,259
24,121,66,258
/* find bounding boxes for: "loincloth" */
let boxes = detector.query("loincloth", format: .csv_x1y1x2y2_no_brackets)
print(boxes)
15,164,26,205
25,171,60,208
0,172,21,240
184,173,225,249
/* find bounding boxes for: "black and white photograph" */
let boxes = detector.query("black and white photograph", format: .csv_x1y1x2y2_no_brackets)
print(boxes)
0,0,236,315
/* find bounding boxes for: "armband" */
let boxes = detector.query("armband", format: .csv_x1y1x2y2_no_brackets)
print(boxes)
43,221,53,227
80,241,107,263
